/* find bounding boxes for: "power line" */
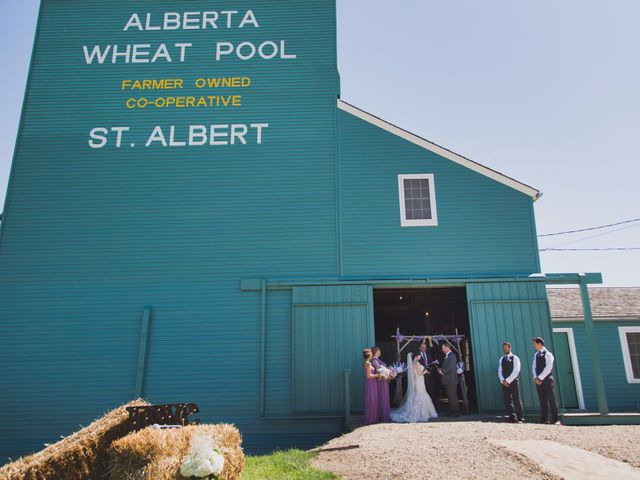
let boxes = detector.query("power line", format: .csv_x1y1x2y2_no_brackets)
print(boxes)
545,221,640,249
540,247,640,251
538,217,640,237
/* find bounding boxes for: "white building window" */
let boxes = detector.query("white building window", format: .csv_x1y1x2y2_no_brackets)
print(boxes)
398,174,438,227
619,326,640,383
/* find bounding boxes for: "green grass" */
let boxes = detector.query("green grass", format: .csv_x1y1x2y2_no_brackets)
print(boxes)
241,449,339,480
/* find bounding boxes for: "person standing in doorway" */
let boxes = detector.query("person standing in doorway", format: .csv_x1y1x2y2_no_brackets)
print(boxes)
438,343,460,417
498,342,524,423
532,337,559,425
417,341,436,400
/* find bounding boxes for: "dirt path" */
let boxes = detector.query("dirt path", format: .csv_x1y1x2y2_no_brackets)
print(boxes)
489,439,640,479
313,421,640,479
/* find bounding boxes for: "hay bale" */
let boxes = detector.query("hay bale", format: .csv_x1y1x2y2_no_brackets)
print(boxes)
107,424,245,480
0,399,149,480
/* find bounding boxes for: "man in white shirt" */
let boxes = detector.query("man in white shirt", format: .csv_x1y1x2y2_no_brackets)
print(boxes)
498,341,524,423
532,336,559,424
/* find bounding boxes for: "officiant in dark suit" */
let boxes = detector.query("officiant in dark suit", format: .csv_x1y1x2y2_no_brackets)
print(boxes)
417,341,436,400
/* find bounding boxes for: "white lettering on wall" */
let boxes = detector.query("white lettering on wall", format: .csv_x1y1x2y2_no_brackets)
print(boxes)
123,10,260,31
215,41,295,61
83,43,192,64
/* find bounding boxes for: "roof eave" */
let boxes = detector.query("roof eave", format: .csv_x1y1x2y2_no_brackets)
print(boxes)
337,99,541,200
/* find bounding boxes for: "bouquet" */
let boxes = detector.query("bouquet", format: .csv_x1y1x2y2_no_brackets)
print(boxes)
377,366,395,381
179,434,225,479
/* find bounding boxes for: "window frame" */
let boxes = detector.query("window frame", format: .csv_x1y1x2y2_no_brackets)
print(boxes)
618,326,640,384
397,173,438,227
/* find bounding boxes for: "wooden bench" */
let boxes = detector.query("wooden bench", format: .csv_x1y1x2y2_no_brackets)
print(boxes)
126,403,200,430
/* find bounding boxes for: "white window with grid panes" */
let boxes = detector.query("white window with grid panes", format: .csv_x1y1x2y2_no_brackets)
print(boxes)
619,326,640,383
398,174,438,227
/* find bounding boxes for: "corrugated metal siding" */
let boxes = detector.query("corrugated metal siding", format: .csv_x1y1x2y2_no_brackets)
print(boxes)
338,109,539,277
292,285,371,412
553,320,640,411
467,282,554,412
0,0,340,460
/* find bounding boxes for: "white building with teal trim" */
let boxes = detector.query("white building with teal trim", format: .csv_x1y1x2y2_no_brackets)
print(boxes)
0,0,633,463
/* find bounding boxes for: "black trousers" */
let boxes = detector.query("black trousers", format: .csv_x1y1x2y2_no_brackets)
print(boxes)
502,379,524,421
444,383,460,414
535,376,559,423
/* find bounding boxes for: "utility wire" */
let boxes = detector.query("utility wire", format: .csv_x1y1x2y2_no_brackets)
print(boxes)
544,221,640,249
538,217,640,237
540,247,640,251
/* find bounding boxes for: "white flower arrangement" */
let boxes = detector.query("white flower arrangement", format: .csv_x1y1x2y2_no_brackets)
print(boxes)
377,366,395,380
179,434,225,479
391,361,407,374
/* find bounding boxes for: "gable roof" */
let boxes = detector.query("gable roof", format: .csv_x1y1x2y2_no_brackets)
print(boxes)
547,287,640,320
337,99,541,200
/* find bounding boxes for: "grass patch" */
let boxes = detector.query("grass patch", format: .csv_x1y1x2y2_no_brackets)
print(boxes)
241,449,339,480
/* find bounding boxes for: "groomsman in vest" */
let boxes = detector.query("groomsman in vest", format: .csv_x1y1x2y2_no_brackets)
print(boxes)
532,337,560,425
498,342,524,423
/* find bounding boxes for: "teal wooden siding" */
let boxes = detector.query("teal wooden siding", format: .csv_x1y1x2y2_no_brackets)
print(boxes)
292,285,372,413
2,0,341,284
0,0,342,461
467,282,554,412
0,0,550,463
338,109,539,278
552,331,580,408
553,320,640,411
264,288,293,417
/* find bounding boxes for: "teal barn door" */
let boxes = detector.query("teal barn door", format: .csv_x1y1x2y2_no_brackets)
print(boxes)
552,330,579,409
292,285,374,413
467,282,554,412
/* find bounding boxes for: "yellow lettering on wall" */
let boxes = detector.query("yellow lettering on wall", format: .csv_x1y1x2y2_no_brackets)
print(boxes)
120,78,185,90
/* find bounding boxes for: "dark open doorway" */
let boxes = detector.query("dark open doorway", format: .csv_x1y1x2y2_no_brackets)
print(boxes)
373,287,478,413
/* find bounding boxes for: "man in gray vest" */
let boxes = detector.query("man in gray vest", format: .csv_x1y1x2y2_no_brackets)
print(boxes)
438,343,460,416
532,336,559,424
498,341,524,423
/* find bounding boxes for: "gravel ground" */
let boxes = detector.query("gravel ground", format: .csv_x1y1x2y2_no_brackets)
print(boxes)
313,420,640,480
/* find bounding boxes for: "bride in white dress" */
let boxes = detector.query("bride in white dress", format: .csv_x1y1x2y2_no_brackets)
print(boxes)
390,353,438,422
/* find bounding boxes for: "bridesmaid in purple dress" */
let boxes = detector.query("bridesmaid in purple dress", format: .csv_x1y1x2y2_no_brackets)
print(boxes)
363,349,380,425
371,346,391,422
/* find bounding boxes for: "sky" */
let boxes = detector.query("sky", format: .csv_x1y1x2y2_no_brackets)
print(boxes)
1,1,639,286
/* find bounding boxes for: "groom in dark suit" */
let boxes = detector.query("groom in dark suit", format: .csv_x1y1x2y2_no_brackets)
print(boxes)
439,343,460,417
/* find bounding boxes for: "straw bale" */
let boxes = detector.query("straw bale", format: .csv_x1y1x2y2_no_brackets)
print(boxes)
0,399,149,480
107,424,244,480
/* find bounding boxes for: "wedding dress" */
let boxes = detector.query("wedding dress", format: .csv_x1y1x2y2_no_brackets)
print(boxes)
390,353,438,423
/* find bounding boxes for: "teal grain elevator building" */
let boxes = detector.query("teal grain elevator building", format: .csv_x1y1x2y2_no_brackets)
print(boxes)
1,0,634,462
